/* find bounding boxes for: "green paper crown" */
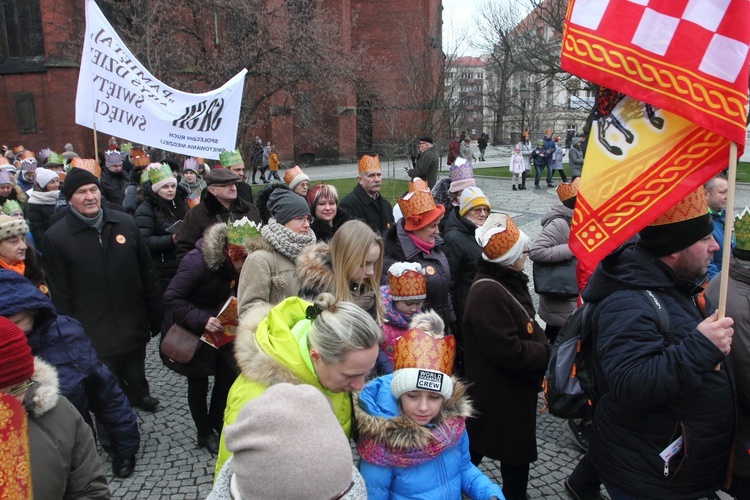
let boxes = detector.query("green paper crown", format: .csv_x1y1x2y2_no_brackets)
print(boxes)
148,163,174,186
2,200,22,216
120,143,132,154
220,149,243,167
227,217,262,245
734,207,750,251
46,152,65,166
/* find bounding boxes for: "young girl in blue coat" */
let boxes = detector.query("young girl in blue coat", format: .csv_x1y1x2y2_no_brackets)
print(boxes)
354,310,504,500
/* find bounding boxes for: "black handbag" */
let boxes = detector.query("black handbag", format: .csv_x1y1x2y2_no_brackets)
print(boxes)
160,323,201,364
532,258,578,298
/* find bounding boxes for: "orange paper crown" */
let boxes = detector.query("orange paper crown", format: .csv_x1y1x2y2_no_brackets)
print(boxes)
283,165,304,185
358,154,381,174
12,145,24,155
397,190,436,220
0,156,9,166
70,157,101,179
19,150,35,160
409,178,429,193
388,264,426,301
130,149,150,168
648,187,708,226
483,214,520,260
393,328,456,375
556,178,580,202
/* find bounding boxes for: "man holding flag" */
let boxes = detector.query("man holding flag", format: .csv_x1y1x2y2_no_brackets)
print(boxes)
559,0,750,496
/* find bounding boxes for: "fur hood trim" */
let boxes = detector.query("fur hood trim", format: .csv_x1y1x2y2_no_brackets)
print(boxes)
27,357,60,418
201,222,229,271
242,234,275,255
232,302,302,387
355,377,472,450
295,242,335,300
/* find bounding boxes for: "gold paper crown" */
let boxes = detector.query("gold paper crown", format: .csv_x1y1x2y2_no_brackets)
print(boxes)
483,214,520,260
130,149,150,168
648,187,708,226
19,151,35,160
220,149,243,167
388,265,426,301
226,217,262,246
556,178,580,202
283,166,304,185
70,157,101,179
357,154,380,174
397,190,436,220
393,328,456,375
734,207,750,251
12,145,24,155
409,178,429,193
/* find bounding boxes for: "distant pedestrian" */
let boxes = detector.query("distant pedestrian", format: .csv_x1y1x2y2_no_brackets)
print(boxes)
477,133,488,161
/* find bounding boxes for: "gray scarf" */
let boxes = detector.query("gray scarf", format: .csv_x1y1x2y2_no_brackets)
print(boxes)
261,218,316,261
70,205,104,233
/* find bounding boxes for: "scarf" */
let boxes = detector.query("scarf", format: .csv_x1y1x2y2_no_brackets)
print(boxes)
0,258,25,276
380,286,417,329
69,205,104,233
357,415,466,468
261,218,316,262
407,232,434,254
26,190,60,206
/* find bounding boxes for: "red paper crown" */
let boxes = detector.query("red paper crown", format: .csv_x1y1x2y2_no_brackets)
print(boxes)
649,187,708,226
397,190,436,220
389,269,426,301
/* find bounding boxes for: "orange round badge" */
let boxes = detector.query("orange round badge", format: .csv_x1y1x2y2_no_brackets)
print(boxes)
39,284,49,295
425,266,435,276
527,322,533,334
116,235,126,244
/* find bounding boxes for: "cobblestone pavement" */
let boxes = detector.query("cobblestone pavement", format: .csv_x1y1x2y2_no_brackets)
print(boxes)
106,152,750,498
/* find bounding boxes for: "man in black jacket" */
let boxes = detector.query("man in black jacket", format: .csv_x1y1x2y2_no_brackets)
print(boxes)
407,136,439,188
339,154,394,236
176,167,261,260
100,150,130,206
44,167,164,414
568,187,735,498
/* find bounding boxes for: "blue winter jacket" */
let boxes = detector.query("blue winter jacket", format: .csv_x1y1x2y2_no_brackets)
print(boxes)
355,374,504,500
0,269,140,460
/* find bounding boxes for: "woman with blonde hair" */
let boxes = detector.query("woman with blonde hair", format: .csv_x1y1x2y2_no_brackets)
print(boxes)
297,219,384,322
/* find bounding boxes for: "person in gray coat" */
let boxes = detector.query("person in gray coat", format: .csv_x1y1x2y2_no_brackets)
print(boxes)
569,140,584,180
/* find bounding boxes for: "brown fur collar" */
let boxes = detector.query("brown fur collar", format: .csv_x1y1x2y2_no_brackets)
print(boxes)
200,223,228,271
233,301,302,386
295,242,335,300
354,377,473,450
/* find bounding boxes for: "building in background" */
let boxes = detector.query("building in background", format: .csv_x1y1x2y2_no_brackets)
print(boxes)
445,56,490,139
0,0,445,164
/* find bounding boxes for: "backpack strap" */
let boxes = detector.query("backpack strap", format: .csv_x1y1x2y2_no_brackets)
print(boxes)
638,290,672,345
473,278,533,323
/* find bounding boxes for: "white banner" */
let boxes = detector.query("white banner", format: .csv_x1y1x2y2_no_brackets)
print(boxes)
75,0,247,160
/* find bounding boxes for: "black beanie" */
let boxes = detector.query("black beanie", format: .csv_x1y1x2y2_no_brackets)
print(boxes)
637,213,713,256
63,168,101,200
267,189,310,225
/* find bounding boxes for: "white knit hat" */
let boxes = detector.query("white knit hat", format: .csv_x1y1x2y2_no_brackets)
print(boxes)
0,214,28,240
34,168,59,190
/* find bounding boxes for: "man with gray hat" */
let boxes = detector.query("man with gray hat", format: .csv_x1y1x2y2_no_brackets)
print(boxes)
177,167,261,260
44,167,165,413
407,136,439,188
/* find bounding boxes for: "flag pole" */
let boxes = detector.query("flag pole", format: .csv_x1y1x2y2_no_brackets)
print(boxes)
716,141,737,320
714,142,737,371
92,123,99,163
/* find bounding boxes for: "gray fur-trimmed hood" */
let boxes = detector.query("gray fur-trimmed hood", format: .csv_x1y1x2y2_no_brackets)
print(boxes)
354,377,473,450
295,242,335,301
25,357,60,418
233,301,303,387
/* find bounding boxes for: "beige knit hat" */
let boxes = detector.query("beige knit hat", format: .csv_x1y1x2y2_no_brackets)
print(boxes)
225,383,354,499
0,214,28,240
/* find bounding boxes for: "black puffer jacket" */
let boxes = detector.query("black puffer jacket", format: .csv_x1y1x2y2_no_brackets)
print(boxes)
135,182,189,289
100,167,131,206
582,243,734,497
442,208,481,333
309,207,352,243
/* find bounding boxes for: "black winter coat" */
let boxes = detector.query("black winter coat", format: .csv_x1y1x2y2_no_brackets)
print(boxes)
176,189,261,260
309,207,352,243
44,207,164,357
442,208,482,334
0,270,140,460
463,260,550,464
27,198,55,251
163,224,238,377
100,167,131,206
382,220,455,329
339,183,394,236
582,243,734,497
135,183,189,290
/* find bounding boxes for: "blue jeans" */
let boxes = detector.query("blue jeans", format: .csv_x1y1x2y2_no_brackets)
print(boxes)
534,165,551,186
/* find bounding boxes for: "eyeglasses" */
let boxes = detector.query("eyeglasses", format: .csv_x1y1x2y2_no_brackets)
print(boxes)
469,207,489,214
292,215,314,224
8,380,34,397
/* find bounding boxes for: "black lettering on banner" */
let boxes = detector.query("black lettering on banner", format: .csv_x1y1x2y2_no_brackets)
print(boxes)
172,98,225,132
416,370,443,392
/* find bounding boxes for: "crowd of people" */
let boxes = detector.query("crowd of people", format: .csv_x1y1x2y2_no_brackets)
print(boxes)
0,134,745,500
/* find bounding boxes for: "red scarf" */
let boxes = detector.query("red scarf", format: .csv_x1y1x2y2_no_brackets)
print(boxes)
408,232,434,254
